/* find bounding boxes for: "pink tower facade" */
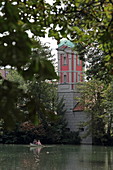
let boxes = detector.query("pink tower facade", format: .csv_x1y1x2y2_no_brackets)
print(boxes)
58,40,83,87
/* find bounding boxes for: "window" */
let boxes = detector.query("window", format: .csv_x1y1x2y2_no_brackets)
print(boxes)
77,56,81,66
64,74,67,83
79,127,84,132
64,56,67,65
78,72,81,82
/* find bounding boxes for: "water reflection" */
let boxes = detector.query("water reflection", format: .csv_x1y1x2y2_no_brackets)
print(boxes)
30,146,43,166
0,144,113,170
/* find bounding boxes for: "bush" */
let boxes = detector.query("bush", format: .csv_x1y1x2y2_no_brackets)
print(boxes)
0,121,81,145
61,131,81,144
1,121,45,144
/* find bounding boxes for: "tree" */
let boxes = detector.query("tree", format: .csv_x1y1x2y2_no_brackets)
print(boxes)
77,79,106,144
6,69,28,92
0,0,59,128
102,81,113,140
77,78,113,145
0,38,58,129
0,0,58,125
5,68,62,130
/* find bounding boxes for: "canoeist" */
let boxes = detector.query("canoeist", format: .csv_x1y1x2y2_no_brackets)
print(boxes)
33,139,38,144
33,139,42,145
37,140,42,146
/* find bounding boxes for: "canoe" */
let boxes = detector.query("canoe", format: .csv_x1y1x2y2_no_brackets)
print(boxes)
30,143,43,147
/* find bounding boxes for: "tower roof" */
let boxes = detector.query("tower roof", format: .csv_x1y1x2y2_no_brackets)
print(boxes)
58,39,75,48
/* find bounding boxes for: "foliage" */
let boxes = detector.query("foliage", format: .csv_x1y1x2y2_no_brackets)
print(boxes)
77,78,113,145
0,79,25,129
1,113,81,145
77,79,107,145
50,0,113,81
22,82,71,144
0,119,4,138
16,78,58,126
6,69,28,92
0,41,58,129
102,81,113,139
0,0,58,129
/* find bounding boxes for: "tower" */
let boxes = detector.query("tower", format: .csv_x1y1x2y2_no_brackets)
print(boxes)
57,39,92,144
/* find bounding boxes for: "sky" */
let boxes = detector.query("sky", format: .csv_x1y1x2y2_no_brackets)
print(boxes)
40,36,58,62
27,28,58,63
41,0,58,61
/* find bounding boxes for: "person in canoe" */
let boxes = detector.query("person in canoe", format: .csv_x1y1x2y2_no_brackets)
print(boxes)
37,140,42,145
33,139,42,145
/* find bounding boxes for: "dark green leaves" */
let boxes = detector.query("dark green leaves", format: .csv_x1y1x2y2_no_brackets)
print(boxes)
0,0,58,130
0,79,24,130
0,31,31,67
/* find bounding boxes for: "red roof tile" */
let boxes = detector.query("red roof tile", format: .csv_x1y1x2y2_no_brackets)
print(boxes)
73,103,84,111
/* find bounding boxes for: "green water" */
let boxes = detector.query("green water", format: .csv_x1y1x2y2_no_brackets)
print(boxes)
0,144,113,170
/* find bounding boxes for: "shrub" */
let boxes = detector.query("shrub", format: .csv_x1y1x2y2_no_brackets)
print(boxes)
1,121,81,145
